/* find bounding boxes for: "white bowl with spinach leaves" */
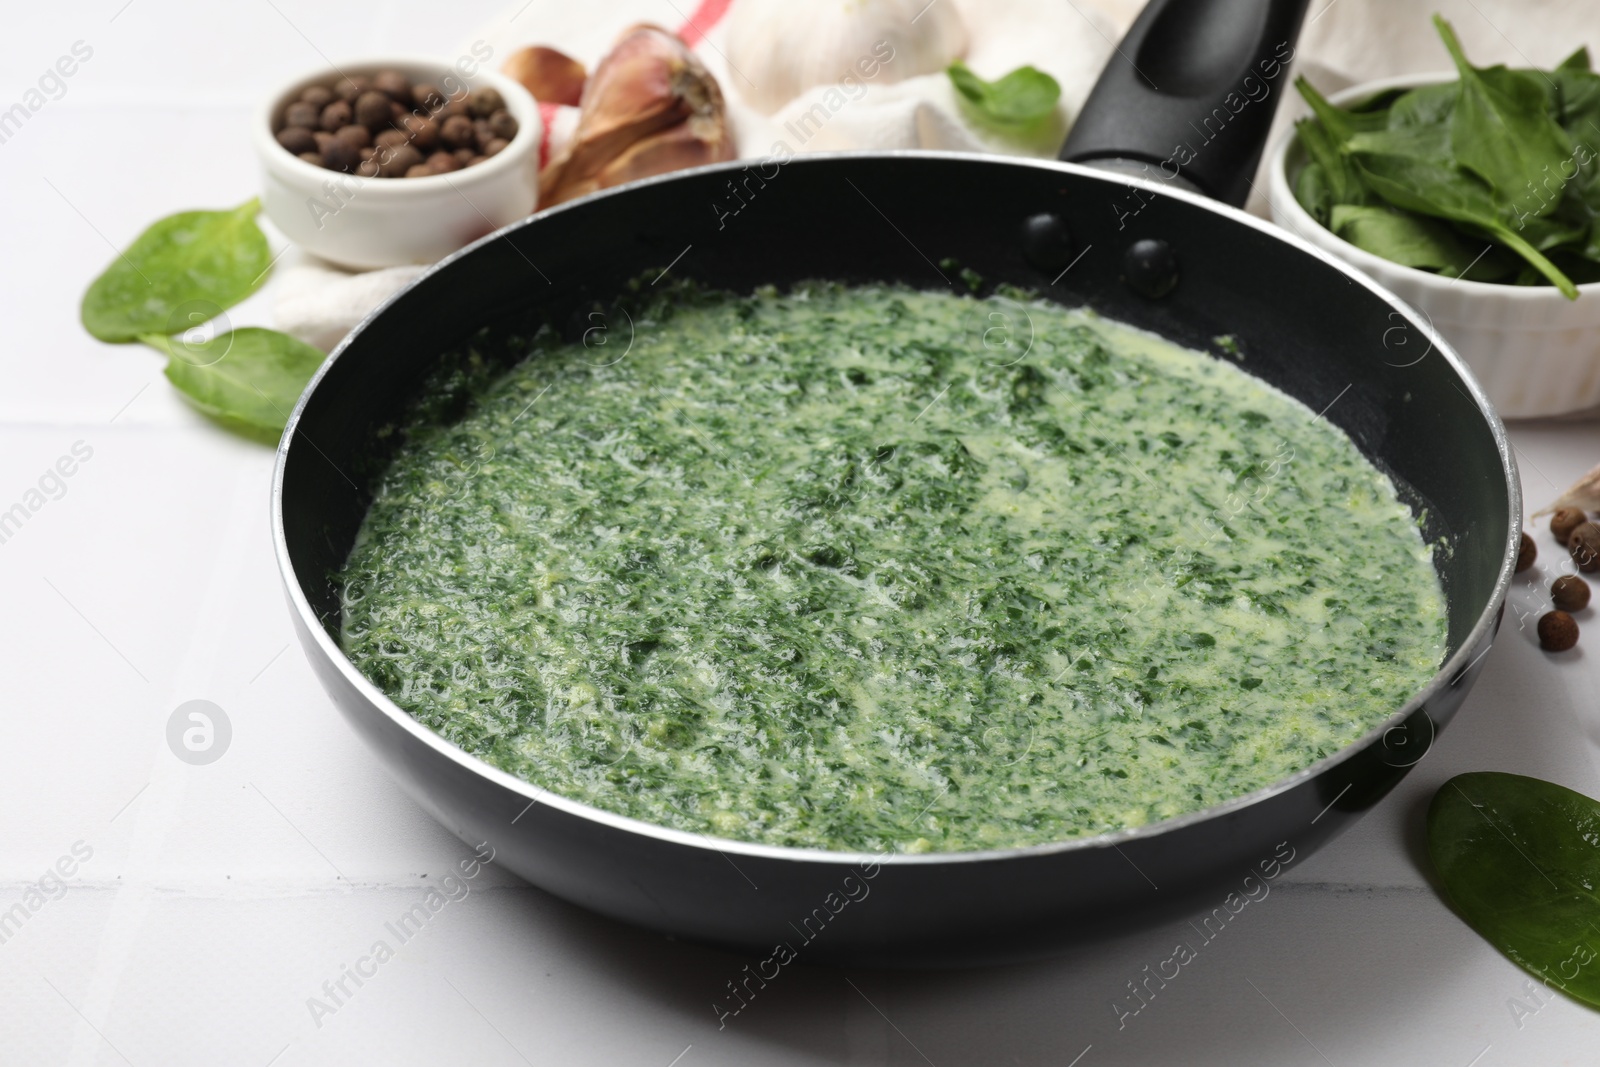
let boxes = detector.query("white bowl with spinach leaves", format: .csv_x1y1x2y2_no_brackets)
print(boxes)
1267,18,1600,419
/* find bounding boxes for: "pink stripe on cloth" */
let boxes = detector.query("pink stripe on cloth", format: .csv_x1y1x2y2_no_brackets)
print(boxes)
675,0,734,46
537,101,561,171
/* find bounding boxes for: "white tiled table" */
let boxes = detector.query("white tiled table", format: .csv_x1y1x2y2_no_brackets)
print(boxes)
5,3,1600,1064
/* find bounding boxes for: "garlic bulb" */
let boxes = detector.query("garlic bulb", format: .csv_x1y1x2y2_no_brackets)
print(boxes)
725,0,968,115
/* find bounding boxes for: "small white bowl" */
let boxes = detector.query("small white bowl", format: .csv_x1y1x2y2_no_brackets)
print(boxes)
255,56,541,270
1268,72,1600,419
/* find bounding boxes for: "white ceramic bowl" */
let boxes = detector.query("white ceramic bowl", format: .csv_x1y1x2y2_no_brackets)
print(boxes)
254,56,540,270
1268,72,1600,419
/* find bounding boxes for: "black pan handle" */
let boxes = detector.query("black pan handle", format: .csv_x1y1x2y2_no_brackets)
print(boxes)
1059,0,1312,206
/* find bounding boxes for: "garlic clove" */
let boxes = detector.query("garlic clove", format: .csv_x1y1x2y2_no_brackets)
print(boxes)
589,115,736,192
725,0,968,115
540,23,734,207
1535,460,1600,519
502,45,587,107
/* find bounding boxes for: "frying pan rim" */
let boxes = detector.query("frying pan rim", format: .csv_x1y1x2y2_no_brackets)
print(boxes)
271,149,1520,869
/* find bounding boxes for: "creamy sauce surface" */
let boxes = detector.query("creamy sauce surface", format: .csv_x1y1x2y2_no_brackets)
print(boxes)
341,283,1446,852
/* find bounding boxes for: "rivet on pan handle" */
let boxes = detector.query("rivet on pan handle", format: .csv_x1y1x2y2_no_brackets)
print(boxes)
1060,0,1312,207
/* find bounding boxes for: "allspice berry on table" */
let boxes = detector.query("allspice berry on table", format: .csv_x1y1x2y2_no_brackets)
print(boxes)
1570,523,1600,572
1517,532,1537,572
1552,575,1591,612
1551,508,1588,544
1539,610,1579,652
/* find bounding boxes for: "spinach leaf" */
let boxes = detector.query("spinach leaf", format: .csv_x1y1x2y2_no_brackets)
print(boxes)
82,199,272,343
947,61,1061,128
1429,772,1600,1009
1329,204,1511,279
1354,152,1580,296
1293,113,1369,216
1294,161,1335,226
1388,82,1457,130
1558,46,1592,73
142,327,325,435
1294,76,1389,141
1434,15,1575,219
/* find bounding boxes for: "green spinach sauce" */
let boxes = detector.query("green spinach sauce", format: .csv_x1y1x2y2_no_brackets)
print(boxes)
341,283,1445,853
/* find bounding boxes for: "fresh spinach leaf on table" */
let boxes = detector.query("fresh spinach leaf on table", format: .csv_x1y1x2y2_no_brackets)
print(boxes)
1429,772,1600,1010
81,198,272,342
142,328,325,436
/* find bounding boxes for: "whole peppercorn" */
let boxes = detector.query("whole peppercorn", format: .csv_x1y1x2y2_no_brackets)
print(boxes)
355,158,381,178
373,70,413,105
473,118,495,150
414,83,446,113
1539,610,1579,651
1553,575,1591,612
487,108,518,141
483,137,510,157
1551,508,1588,545
377,144,423,177
425,150,461,173
401,114,439,151
300,85,334,109
334,124,371,149
465,153,489,166
313,130,336,153
322,137,360,172
276,126,318,155
319,99,353,132
469,86,505,118
373,128,411,152
334,75,371,102
359,146,375,161
441,114,476,151
404,163,433,178
283,100,320,129
436,97,471,122
297,151,325,167
1570,523,1600,572
452,147,476,166
355,91,394,129
1517,532,1537,572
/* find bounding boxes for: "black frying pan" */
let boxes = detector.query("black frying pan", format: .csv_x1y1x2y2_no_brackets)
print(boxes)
272,0,1518,967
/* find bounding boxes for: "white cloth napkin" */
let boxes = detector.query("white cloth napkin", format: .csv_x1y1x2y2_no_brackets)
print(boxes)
273,0,1600,350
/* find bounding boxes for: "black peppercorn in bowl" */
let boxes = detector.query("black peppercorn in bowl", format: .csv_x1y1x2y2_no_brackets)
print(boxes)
254,55,540,269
